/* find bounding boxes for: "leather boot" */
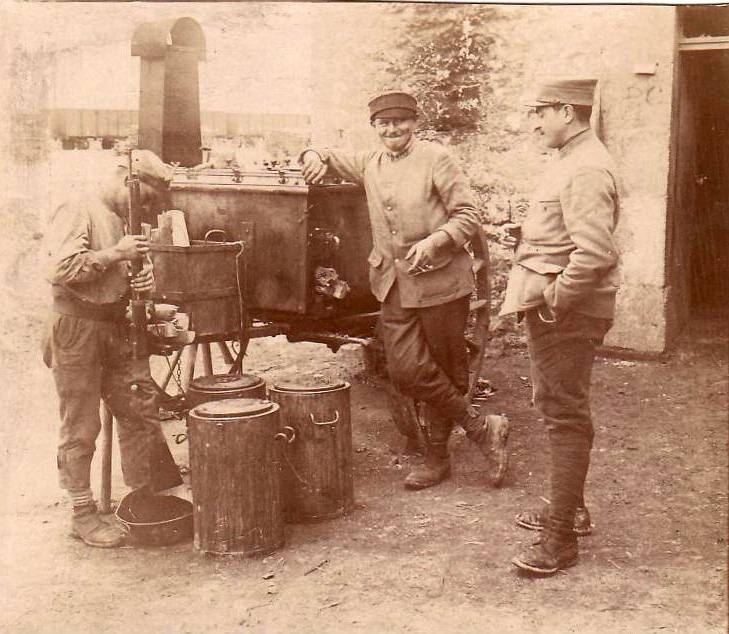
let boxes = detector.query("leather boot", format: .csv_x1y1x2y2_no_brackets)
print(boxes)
69,503,127,548
515,501,592,536
404,441,451,490
511,515,578,576
463,410,510,487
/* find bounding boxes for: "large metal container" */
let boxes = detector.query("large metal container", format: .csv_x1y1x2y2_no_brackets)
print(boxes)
188,397,291,557
186,373,266,410
169,168,378,319
268,376,354,523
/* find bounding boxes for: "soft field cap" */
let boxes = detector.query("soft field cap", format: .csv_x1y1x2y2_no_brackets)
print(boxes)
523,78,597,107
118,149,174,188
368,91,417,120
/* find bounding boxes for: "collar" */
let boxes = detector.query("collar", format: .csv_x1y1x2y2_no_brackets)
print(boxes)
385,137,415,161
558,128,592,158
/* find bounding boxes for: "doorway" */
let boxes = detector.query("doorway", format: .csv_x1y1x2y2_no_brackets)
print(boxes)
684,49,729,313
668,7,729,344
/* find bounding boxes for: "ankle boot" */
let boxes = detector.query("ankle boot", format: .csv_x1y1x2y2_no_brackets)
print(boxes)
69,503,127,548
511,516,578,576
404,441,451,490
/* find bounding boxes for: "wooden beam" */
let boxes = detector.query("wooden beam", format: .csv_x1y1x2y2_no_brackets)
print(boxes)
679,36,729,51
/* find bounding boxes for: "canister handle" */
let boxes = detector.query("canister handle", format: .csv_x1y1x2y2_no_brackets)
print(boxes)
204,229,227,243
275,425,296,444
309,411,339,426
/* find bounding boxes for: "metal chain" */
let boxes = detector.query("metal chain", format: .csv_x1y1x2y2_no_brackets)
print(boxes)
175,353,183,394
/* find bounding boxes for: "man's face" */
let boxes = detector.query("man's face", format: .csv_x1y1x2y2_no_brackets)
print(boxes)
530,104,568,149
372,117,417,154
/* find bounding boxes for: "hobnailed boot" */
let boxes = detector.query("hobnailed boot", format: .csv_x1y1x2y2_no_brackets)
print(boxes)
404,441,451,490
69,503,127,548
463,411,510,487
511,516,578,576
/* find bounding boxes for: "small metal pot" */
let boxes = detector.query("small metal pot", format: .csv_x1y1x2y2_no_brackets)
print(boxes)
115,491,193,547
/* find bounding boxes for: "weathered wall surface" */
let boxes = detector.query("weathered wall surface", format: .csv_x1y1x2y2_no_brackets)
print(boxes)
0,3,679,353
527,6,677,353
307,4,679,353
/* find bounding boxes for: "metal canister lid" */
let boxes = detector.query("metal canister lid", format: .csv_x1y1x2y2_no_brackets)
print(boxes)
192,398,275,419
191,373,264,392
272,376,347,394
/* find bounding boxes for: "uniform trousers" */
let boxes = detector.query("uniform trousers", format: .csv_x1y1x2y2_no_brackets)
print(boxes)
525,308,612,524
46,312,167,491
379,282,471,442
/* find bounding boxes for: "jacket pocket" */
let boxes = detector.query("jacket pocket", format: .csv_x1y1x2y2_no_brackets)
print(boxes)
412,250,471,301
51,314,95,366
367,249,383,268
522,199,566,243
519,270,556,308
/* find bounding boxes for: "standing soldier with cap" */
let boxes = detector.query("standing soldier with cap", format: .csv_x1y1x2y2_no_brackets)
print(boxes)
43,149,178,548
499,79,620,575
300,91,509,490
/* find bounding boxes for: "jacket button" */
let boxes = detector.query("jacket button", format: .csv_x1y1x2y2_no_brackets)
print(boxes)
391,230,396,234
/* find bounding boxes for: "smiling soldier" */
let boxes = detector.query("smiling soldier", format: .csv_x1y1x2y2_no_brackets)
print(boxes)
300,91,509,490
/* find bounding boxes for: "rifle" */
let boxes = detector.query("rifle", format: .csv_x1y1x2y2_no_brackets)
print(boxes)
127,151,148,360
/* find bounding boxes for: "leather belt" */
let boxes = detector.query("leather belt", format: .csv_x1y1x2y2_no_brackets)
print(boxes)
52,288,127,322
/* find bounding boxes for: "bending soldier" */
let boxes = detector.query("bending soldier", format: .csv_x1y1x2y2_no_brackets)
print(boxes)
43,150,177,548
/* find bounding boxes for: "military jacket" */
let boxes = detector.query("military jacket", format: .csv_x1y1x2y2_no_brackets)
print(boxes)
500,129,620,319
320,140,481,308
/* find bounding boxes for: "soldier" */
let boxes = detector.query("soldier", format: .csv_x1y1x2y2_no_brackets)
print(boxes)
300,91,509,490
43,150,178,548
500,79,620,575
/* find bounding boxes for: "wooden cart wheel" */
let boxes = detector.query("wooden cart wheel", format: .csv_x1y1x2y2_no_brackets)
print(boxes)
384,226,491,452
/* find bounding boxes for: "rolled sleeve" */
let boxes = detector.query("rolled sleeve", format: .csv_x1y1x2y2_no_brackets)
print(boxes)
46,204,110,285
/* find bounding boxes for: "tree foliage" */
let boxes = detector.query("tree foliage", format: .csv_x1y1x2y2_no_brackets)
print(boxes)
376,5,499,134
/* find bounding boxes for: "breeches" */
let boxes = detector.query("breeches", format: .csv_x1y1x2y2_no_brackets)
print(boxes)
526,308,612,441
379,283,471,439
48,312,166,491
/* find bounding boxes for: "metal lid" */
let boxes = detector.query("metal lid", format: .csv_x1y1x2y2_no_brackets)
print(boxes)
191,373,263,392
272,376,347,394
192,398,275,419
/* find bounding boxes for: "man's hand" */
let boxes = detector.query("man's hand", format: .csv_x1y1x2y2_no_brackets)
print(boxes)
130,258,155,293
405,231,452,275
115,234,150,261
300,151,327,185
501,223,522,249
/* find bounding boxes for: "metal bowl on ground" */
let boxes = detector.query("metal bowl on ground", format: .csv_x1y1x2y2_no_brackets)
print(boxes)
115,491,193,547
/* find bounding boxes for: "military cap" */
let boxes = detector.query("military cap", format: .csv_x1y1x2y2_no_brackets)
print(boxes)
117,149,174,189
368,91,417,121
523,78,597,107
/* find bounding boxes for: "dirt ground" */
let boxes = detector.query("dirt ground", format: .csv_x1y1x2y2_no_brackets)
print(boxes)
0,150,727,633
0,294,727,632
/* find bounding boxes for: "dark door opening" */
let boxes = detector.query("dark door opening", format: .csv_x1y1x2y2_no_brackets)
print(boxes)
682,49,729,316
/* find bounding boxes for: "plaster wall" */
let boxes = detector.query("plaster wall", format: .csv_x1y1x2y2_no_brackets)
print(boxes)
307,4,678,353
